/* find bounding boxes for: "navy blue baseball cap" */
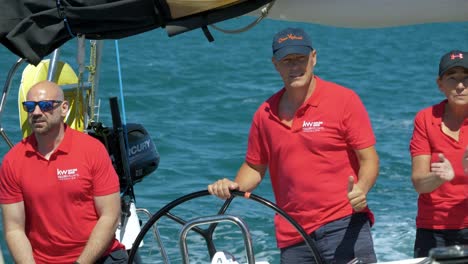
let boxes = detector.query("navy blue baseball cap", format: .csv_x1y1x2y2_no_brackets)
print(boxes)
438,50,468,77
272,28,313,60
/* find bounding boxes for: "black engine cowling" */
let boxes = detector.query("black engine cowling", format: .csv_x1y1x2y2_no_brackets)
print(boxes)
88,122,160,188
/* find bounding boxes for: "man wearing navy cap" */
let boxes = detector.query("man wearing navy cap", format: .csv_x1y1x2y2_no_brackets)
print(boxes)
209,28,379,263
410,50,468,257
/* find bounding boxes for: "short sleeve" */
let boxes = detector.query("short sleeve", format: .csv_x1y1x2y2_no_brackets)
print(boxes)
342,91,376,149
91,141,120,196
0,156,24,204
409,110,431,157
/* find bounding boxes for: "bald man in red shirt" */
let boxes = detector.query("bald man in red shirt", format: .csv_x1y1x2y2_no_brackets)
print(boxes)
0,81,126,264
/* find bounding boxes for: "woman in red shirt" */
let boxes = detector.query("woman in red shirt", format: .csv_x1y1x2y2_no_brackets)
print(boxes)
409,50,468,257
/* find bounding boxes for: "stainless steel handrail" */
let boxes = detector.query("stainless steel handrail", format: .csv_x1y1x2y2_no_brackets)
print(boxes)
0,58,25,148
136,208,170,263
179,214,255,264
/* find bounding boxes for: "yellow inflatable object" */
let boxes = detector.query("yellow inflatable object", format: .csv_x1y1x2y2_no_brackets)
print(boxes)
18,60,86,138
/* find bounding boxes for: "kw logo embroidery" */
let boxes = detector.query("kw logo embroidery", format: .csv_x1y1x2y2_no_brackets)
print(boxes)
302,120,324,132
56,168,79,181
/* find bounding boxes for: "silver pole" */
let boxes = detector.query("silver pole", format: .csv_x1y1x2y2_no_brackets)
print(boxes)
0,58,24,148
0,244,4,264
47,49,60,81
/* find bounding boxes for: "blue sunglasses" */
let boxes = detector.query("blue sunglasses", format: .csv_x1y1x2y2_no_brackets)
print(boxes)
22,100,63,113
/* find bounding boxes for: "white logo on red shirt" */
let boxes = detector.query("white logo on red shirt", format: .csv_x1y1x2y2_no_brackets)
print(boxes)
56,168,79,181
302,120,324,132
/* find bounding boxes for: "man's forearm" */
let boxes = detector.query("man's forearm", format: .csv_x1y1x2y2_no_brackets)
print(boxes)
357,159,379,194
5,230,35,263
76,216,119,264
412,172,445,193
234,162,265,192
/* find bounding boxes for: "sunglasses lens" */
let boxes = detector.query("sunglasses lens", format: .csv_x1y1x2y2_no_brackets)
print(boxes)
22,100,60,113
38,101,55,111
22,101,37,113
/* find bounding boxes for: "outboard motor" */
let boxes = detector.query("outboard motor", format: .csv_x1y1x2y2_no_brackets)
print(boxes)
125,123,160,184
87,122,160,188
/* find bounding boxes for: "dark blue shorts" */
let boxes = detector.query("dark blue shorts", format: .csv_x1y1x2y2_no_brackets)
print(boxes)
280,213,377,264
96,248,128,264
414,228,468,258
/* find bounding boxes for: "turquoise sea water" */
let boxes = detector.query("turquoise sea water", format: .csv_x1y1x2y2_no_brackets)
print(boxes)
0,17,467,263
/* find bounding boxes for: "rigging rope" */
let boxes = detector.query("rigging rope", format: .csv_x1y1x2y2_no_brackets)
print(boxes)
210,0,276,34
114,40,128,126
114,40,134,199
87,40,98,124
75,36,85,130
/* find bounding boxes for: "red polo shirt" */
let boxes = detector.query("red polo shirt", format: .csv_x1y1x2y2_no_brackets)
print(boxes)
410,100,468,230
0,126,124,263
246,76,376,248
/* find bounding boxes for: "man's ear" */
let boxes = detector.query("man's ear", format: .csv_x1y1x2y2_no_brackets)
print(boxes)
272,57,279,71
60,100,70,117
436,76,443,92
311,50,317,67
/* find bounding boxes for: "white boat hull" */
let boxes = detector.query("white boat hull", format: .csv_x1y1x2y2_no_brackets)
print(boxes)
263,0,468,28
377,258,426,264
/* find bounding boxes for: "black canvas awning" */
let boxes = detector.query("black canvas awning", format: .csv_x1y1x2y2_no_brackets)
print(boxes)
0,0,272,65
